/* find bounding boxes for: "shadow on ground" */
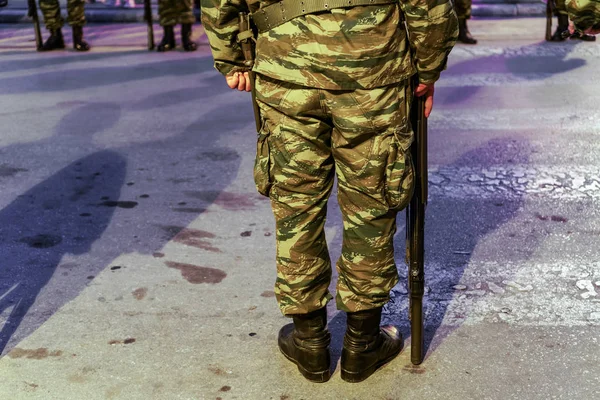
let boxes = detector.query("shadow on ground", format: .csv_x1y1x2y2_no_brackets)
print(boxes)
0,59,251,354
383,138,536,363
437,41,586,107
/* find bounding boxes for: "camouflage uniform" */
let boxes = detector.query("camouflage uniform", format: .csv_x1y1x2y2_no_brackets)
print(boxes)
201,0,458,316
453,0,472,19
551,0,597,40
567,0,600,33
39,0,85,31
158,0,195,26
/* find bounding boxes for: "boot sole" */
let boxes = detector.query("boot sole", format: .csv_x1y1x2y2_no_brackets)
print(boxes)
279,347,331,383
340,346,403,383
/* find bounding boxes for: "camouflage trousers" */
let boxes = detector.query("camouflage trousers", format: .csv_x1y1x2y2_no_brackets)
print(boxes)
254,75,415,316
39,0,85,31
453,0,472,19
158,0,195,26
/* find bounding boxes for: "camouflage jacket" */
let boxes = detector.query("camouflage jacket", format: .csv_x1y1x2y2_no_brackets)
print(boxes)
567,0,600,33
200,0,458,89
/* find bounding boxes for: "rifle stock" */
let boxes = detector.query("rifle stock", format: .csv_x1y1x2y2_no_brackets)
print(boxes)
27,0,43,50
239,12,261,132
144,0,155,50
407,87,427,365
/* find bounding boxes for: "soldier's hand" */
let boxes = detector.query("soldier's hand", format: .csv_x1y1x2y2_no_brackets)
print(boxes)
414,83,435,118
226,72,252,92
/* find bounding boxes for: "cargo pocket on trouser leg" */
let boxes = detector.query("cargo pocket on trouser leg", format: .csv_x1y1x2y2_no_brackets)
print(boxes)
384,134,414,211
254,121,273,197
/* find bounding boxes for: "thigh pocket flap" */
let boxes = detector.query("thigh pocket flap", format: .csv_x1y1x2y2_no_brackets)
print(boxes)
254,122,273,197
384,135,414,211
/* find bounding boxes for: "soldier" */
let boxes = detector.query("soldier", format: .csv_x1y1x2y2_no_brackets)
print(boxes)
454,0,477,44
157,0,197,51
201,0,457,383
567,0,600,36
37,0,90,51
550,0,596,40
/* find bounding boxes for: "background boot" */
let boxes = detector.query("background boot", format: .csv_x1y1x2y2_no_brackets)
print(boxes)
40,29,65,51
570,31,597,41
72,26,90,52
157,26,176,52
181,23,197,52
341,307,403,383
0,0,8,8
551,14,570,41
458,18,477,44
278,308,331,383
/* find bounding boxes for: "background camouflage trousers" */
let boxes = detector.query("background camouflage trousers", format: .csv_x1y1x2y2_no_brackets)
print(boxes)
453,0,472,19
254,74,415,316
158,0,195,26
554,0,568,16
39,0,85,31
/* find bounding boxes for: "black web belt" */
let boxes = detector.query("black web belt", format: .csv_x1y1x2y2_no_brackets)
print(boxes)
252,0,398,33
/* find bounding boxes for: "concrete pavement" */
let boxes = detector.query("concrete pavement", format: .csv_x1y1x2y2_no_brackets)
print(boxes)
0,18,599,400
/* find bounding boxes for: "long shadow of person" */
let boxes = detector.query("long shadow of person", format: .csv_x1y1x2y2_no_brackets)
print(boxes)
0,150,127,353
0,50,145,73
381,137,536,363
0,57,250,355
0,57,215,95
99,89,250,257
436,41,586,107
0,101,125,354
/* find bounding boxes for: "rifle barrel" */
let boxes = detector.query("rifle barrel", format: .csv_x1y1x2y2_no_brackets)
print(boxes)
408,90,427,366
144,0,155,50
28,0,43,50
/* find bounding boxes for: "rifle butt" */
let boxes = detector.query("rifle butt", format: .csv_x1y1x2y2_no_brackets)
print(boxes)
410,293,424,365
34,19,43,50
239,13,261,132
407,194,426,365
28,1,43,50
147,28,155,51
144,0,155,50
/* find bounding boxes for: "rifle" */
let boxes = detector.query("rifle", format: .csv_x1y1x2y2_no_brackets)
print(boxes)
238,12,261,132
546,0,554,41
144,0,155,50
27,0,43,51
406,82,428,365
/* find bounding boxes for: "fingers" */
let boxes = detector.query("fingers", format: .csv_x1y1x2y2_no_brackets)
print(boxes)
414,83,428,97
237,72,246,91
226,74,239,89
414,83,434,117
226,72,252,92
244,72,252,92
424,93,434,118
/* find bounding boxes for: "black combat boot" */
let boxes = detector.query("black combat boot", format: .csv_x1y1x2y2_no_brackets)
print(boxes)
341,307,403,383
550,14,570,41
458,18,477,44
570,31,597,41
40,28,65,51
157,25,176,52
0,0,8,8
181,23,197,52
278,308,331,383
72,26,90,52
